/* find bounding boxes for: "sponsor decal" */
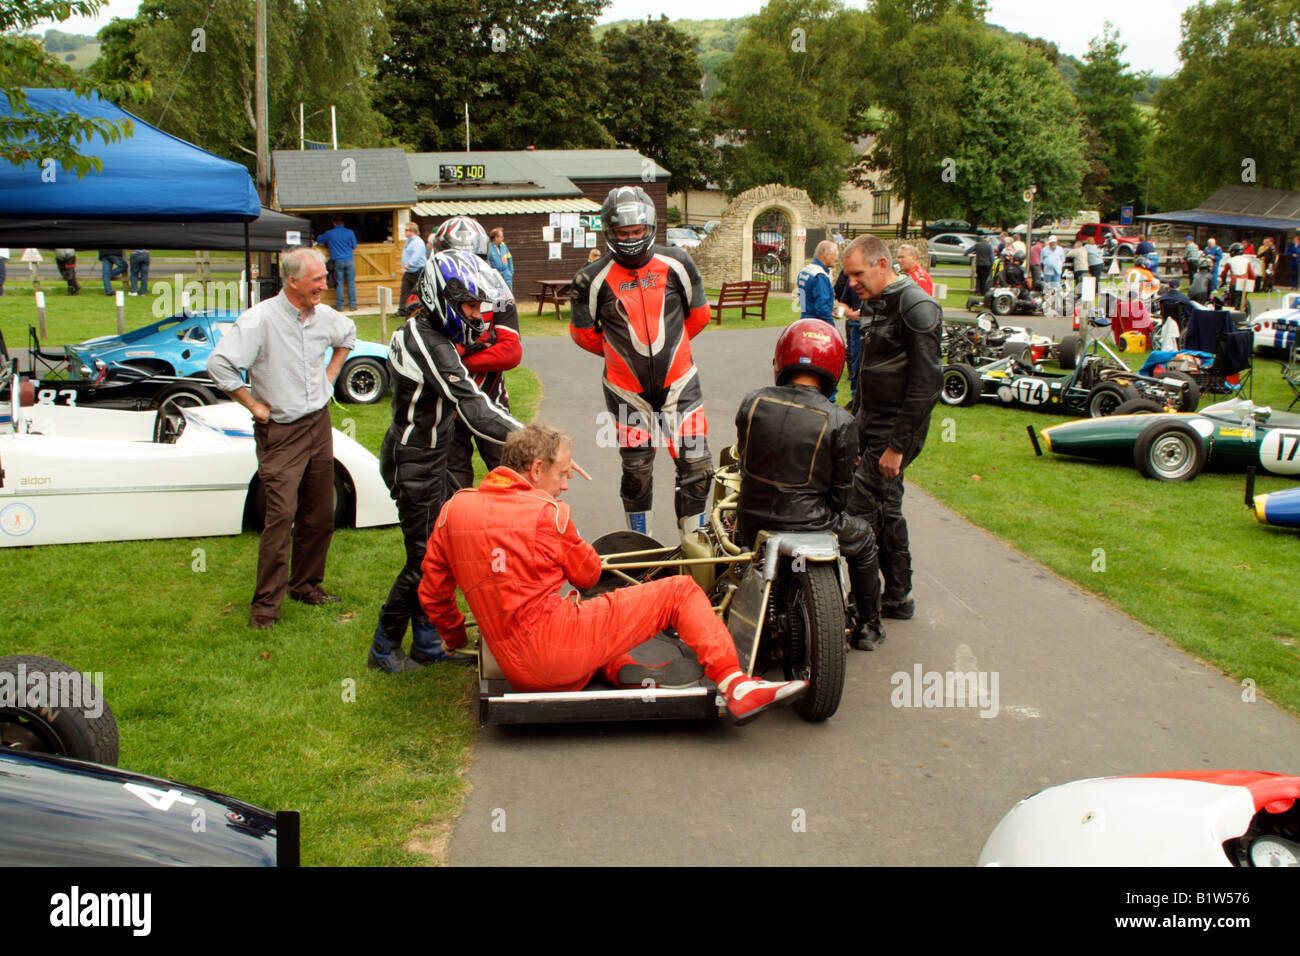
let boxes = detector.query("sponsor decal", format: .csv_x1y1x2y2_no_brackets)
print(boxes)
0,502,35,536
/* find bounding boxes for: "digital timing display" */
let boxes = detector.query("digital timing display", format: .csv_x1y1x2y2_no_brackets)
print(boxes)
439,164,486,183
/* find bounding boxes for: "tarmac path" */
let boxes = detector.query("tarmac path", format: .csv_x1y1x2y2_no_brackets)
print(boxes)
446,324,1300,866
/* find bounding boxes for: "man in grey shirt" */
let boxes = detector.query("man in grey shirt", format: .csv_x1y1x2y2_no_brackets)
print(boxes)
208,247,357,628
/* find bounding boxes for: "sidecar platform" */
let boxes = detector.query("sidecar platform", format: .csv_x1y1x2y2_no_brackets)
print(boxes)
477,636,724,726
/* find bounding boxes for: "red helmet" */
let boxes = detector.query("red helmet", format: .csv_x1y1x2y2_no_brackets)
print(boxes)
773,319,845,397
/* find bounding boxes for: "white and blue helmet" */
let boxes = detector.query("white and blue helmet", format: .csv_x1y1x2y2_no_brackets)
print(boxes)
415,250,509,344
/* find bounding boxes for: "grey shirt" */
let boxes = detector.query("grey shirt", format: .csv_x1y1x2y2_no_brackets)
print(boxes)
207,291,356,423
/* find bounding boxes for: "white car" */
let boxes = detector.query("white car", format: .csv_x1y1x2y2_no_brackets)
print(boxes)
1250,293,1300,354
665,228,701,250
0,397,396,547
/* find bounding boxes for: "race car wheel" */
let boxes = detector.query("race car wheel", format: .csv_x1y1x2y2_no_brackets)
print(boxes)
1163,370,1201,412
0,654,119,765
335,357,387,405
152,384,212,444
1112,399,1166,416
1134,420,1206,482
245,468,354,529
1058,333,1080,370
1002,341,1034,365
939,364,981,407
992,293,1016,316
1087,382,1139,418
780,563,846,722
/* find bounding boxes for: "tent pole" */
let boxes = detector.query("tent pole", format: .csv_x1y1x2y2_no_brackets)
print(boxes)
244,220,252,309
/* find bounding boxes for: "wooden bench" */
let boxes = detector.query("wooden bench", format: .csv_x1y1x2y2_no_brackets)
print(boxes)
710,280,769,323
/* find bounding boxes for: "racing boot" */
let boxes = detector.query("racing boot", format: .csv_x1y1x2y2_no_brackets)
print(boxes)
367,624,421,674
410,618,475,667
847,541,885,650
626,511,654,537
717,671,808,726
850,617,886,651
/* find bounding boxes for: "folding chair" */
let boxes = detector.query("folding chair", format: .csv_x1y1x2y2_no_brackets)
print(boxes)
1205,329,1254,397
1283,338,1300,410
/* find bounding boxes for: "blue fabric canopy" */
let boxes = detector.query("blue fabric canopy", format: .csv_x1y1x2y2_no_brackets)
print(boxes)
0,89,260,222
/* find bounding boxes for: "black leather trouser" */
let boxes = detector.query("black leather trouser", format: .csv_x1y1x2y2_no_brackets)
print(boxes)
377,436,448,642
848,452,912,603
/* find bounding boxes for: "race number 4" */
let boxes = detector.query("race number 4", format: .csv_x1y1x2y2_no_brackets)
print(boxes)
123,782,198,813
1012,378,1048,405
1261,429,1300,475
36,389,77,406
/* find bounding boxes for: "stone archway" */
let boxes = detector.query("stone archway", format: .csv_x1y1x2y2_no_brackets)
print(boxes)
689,184,831,290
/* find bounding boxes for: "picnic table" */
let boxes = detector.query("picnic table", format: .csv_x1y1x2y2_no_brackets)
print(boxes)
534,279,573,319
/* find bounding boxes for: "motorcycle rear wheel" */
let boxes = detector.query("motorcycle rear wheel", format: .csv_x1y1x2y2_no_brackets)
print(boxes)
780,563,846,722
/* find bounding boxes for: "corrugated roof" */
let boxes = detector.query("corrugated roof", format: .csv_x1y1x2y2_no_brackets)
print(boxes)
407,151,582,199
272,148,417,209
411,198,601,217
1198,185,1300,220
525,149,669,181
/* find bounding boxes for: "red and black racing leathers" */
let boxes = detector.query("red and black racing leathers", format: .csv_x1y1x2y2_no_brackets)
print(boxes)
570,245,713,518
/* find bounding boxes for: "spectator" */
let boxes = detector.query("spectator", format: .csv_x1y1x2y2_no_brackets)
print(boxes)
397,221,426,317
1204,238,1223,292
1028,238,1043,289
1085,239,1104,287
1011,234,1026,258
587,247,603,263
896,243,933,296
0,248,6,296
1286,235,1300,289
488,227,514,290
797,240,838,323
968,234,994,295
1070,240,1090,295
206,246,356,629
1182,235,1200,279
315,216,358,311
1243,239,1255,256
54,248,81,295
1042,236,1065,291
1189,258,1213,303
98,249,127,296
128,249,150,297
835,268,863,412
1259,236,1277,293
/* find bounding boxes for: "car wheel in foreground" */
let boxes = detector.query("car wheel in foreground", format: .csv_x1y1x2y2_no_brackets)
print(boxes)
940,364,981,407
1058,334,1080,370
1133,420,1206,481
0,655,119,764
335,357,388,405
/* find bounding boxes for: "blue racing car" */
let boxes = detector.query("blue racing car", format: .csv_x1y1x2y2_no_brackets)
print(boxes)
69,310,392,404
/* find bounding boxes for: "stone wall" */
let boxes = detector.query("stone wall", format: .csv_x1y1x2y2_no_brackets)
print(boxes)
689,184,836,288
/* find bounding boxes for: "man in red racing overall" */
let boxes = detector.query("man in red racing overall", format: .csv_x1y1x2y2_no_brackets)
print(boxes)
570,186,713,543
418,424,808,724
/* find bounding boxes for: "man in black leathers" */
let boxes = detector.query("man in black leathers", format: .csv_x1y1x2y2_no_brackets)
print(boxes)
840,235,943,621
735,320,885,649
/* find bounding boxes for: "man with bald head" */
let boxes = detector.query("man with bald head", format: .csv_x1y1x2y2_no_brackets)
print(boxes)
797,239,842,397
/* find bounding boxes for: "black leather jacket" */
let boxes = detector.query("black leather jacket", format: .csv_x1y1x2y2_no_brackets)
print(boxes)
856,276,943,461
735,383,856,547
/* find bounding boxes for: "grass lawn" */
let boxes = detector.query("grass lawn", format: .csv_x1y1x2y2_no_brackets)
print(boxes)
902,353,1300,716
2,368,540,865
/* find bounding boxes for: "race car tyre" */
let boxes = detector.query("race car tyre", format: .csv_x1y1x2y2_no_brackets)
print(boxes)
335,357,387,405
1112,399,1166,416
152,383,212,443
1087,382,1139,418
0,654,119,765
939,364,982,407
781,563,846,722
1002,341,1034,364
246,467,354,529
1133,420,1207,482
1058,334,1080,370
992,293,1016,316
1163,370,1201,412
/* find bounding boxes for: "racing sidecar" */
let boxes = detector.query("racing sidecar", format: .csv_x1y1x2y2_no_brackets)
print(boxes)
476,455,850,726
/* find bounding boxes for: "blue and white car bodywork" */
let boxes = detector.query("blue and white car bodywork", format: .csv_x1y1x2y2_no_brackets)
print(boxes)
1250,293,1300,355
68,311,394,404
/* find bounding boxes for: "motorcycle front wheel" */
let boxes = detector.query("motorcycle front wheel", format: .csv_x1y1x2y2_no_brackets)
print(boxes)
780,562,847,721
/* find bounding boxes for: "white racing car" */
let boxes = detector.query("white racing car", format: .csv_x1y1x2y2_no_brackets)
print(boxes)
0,381,396,547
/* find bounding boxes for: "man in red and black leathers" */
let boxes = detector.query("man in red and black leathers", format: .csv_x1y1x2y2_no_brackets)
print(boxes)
570,186,714,540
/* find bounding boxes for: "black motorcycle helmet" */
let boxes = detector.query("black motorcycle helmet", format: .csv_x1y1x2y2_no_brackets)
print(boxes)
600,186,657,268
1198,257,1213,271
1228,242,1244,256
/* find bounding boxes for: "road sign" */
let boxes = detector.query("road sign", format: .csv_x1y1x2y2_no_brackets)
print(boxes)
1120,206,1133,225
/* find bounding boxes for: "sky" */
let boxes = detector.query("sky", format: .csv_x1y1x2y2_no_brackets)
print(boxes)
52,0,1192,77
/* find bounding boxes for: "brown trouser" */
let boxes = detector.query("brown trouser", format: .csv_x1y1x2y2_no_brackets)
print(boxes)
252,406,335,617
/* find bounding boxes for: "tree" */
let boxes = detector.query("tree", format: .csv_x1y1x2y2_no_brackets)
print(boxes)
1074,24,1151,218
376,0,612,152
597,17,719,194
942,31,1087,225
1,0,148,177
92,0,388,167
1153,0,1300,210
863,10,984,233
713,0,869,207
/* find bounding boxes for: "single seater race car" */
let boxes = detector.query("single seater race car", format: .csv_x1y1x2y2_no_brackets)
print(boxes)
1030,397,1300,482
0,387,397,547
1,653,296,865
67,309,393,404
979,770,1300,866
